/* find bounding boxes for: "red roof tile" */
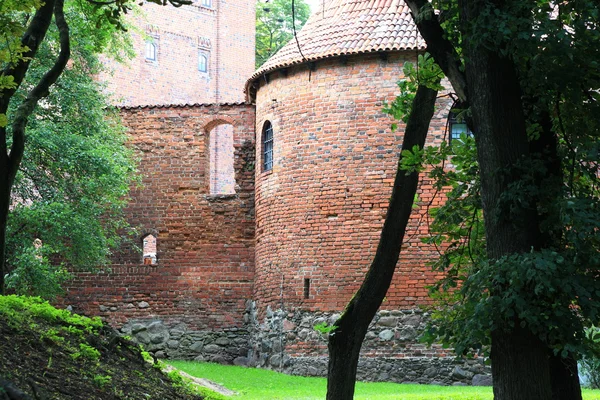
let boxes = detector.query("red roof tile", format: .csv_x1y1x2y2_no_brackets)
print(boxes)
248,0,425,85
118,102,247,110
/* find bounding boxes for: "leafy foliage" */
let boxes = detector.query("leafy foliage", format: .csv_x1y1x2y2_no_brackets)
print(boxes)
581,326,600,389
384,53,443,128
0,295,102,331
413,1,600,363
1,0,138,298
255,0,311,68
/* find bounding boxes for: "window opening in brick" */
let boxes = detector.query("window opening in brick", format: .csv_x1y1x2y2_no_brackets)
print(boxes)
262,121,273,172
145,41,157,61
142,234,157,265
303,278,310,299
201,0,212,7
209,124,236,195
449,110,472,144
198,52,208,73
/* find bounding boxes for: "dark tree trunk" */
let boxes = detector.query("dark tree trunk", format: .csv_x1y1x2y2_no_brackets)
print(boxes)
532,114,582,400
491,327,552,400
326,82,439,400
550,353,582,400
460,1,552,397
0,163,9,295
406,1,581,398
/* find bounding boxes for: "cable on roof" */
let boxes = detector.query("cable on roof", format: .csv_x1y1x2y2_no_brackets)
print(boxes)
292,0,310,80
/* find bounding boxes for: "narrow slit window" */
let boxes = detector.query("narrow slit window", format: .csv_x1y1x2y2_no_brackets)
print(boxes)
142,234,157,265
262,121,273,171
303,278,310,299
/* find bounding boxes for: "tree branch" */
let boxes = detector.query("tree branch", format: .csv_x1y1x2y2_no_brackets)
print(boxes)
8,0,71,186
405,0,468,103
0,0,57,116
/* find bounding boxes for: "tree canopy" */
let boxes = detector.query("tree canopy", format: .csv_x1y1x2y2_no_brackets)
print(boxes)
328,1,600,399
0,0,191,297
255,0,311,68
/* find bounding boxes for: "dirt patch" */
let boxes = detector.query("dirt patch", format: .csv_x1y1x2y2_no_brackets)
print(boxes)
0,296,203,400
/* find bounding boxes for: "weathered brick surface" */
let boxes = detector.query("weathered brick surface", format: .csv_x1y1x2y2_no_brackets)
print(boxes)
100,0,255,106
253,52,452,314
63,104,256,330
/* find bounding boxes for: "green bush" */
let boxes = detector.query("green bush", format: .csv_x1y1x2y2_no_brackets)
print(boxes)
580,326,600,388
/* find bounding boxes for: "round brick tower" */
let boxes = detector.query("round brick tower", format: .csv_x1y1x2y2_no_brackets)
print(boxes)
245,0,489,385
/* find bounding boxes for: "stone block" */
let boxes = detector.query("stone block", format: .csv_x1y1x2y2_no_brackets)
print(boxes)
379,329,395,341
472,374,493,386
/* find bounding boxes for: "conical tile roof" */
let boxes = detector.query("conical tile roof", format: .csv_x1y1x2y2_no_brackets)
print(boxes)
249,0,425,82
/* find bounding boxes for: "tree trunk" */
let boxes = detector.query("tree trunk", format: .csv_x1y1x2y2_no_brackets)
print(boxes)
326,82,439,400
0,163,9,295
532,115,582,400
460,1,553,397
407,1,582,398
491,327,552,400
550,353,582,400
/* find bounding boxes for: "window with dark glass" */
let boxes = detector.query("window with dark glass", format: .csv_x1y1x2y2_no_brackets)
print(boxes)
262,121,273,171
449,111,472,143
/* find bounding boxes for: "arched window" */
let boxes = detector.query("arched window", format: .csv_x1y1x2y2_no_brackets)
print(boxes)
142,234,157,265
198,52,208,73
262,121,273,172
209,124,235,195
449,111,472,143
145,41,157,61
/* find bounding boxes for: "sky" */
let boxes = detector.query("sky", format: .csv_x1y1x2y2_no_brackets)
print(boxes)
305,0,323,13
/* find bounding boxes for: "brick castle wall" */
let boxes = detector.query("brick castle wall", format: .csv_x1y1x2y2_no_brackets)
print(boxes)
100,0,255,106
253,52,452,315
63,104,256,331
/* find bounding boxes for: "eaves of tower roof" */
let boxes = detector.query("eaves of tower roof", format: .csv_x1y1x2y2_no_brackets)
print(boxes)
118,102,248,110
246,0,425,95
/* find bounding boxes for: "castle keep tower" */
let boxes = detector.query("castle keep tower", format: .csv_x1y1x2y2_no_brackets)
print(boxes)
247,0,486,383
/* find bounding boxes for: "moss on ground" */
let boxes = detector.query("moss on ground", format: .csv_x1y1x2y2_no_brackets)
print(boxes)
0,295,205,400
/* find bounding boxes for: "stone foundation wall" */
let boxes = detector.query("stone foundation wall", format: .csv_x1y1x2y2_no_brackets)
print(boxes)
119,318,251,365
246,304,492,386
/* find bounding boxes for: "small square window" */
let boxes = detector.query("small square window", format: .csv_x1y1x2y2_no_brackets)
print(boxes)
201,0,212,7
449,111,472,144
145,41,157,61
198,52,208,73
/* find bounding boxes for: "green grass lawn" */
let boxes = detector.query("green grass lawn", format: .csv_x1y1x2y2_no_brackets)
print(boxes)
169,360,600,400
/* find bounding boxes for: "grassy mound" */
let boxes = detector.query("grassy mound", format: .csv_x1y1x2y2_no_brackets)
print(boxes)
0,295,205,400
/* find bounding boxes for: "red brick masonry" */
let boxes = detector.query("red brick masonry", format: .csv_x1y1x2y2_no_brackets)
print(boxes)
64,103,256,331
